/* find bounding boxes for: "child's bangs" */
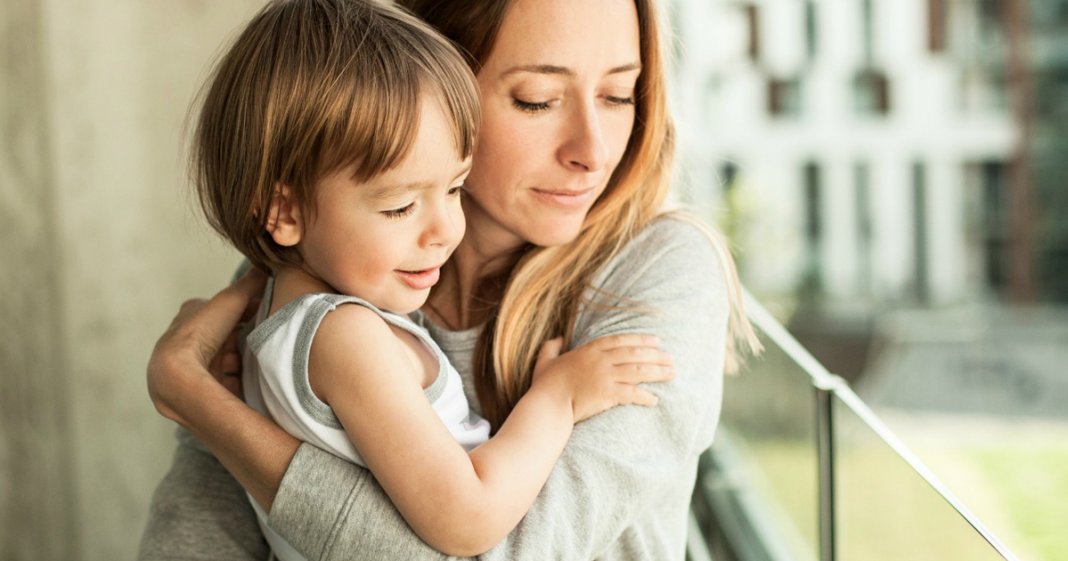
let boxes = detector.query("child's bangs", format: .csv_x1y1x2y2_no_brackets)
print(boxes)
319,17,479,182
320,60,424,183
417,49,480,163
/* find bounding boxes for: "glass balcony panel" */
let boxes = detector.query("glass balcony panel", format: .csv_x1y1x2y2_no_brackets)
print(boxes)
833,397,1007,561
702,330,820,561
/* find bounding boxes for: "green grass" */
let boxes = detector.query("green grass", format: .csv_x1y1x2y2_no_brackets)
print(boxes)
970,445,1068,561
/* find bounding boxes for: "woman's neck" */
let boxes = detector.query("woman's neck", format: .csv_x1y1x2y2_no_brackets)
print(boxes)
428,223,526,331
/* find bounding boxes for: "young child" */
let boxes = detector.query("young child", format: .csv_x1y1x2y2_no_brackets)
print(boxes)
190,0,675,558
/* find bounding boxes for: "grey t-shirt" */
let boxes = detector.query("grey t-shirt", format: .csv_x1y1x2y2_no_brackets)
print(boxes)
139,216,729,561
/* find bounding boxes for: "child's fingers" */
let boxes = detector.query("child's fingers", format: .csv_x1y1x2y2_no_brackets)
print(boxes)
588,333,660,351
618,363,676,384
538,337,565,362
602,346,673,367
616,384,660,408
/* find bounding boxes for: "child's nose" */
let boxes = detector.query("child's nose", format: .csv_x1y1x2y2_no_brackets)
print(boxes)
424,200,462,249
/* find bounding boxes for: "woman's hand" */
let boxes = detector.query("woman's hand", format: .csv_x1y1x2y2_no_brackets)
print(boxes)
147,268,266,426
531,334,675,423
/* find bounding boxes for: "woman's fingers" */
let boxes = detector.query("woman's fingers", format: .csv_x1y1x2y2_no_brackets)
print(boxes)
218,371,243,398
147,269,266,420
208,332,241,373
179,268,267,365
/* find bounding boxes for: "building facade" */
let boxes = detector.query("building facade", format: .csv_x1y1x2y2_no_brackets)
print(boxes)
668,0,1021,309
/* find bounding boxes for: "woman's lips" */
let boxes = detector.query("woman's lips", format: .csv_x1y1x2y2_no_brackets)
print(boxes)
530,188,595,209
396,267,441,290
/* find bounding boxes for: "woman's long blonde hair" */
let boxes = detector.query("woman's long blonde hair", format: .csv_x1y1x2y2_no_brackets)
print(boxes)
401,0,760,428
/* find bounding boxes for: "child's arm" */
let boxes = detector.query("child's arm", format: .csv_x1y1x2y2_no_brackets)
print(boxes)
310,305,673,557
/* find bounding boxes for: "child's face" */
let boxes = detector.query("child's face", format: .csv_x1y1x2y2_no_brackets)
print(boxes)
300,98,470,313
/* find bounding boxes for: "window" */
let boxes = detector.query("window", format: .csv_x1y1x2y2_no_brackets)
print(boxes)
928,0,948,53
768,77,804,118
744,4,761,62
861,0,876,63
980,160,1010,294
978,0,1000,29
853,68,892,116
803,161,824,293
912,162,930,302
854,162,874,296
804,1,819,59
1058,0,1068,26
965,159,1010,296
720,161,739,193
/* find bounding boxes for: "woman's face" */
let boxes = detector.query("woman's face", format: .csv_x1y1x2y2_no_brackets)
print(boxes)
461,0,641,253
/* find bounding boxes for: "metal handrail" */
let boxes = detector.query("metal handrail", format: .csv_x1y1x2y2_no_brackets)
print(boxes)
741,289,1022,561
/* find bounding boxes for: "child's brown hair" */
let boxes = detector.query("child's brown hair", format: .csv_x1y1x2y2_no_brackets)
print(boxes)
192,0,480,271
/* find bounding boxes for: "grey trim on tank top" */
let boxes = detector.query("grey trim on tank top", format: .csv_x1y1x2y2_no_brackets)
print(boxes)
247,295,300,355
295,297,346,428
248,284,450,429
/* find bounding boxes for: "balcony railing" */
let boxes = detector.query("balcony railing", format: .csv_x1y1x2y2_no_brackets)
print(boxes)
687,292,1021,561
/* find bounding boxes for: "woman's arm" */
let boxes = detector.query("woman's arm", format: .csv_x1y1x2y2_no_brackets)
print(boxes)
145,269,298,512
267,218,729,560
140,269,291,559
138,429,269,560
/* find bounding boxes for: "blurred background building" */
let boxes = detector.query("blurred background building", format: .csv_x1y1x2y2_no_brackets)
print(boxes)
668,1,1068,560
1,0,1065,560
672,0,1067,312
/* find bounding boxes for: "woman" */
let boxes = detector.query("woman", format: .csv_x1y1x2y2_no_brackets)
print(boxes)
140,0,759,559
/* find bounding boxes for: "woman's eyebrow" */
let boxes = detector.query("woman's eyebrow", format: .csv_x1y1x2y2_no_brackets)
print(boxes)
500,62,641,78
607,63,642,75
501,64,571,77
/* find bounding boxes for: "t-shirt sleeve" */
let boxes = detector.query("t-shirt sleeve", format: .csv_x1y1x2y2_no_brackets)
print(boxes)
267,218,729,561
269,444,451,560
480,217,729,560
137,429,270,561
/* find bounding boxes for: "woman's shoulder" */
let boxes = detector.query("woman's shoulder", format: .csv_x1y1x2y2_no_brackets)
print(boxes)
604,211,727,281
574,211,732,346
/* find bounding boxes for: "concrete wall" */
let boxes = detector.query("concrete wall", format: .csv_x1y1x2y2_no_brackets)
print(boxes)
1,1,261,559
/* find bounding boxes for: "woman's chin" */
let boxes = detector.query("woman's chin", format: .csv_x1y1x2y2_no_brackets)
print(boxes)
522,220,585,248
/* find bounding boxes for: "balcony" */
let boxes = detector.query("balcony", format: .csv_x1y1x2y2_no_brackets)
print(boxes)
686,293,1022,561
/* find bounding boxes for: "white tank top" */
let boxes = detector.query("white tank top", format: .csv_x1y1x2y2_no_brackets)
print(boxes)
242,279,490,561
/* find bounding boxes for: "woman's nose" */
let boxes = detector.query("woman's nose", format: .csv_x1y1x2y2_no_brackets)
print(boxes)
559,102,609,172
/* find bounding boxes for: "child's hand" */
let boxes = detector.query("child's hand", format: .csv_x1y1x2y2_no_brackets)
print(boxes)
531,334,675,423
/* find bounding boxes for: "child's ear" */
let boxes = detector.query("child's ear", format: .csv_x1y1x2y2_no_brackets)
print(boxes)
265,183,302,247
